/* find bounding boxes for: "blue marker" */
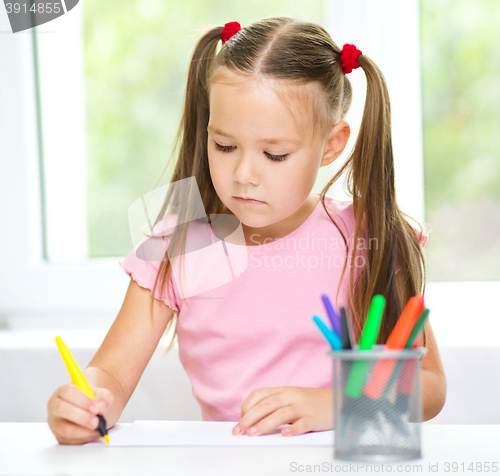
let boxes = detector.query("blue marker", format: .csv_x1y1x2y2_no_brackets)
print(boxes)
312,315,342,351
321,294,341,336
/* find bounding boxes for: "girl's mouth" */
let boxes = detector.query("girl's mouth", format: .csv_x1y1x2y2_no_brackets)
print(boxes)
234,197,265,205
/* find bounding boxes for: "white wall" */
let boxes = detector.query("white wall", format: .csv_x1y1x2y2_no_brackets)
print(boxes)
0,331,201,423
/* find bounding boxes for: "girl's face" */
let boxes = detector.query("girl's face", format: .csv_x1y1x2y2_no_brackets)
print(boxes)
207,72,344,243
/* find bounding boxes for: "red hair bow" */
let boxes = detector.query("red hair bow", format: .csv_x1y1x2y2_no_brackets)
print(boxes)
341,44,362,74
221,21,242,44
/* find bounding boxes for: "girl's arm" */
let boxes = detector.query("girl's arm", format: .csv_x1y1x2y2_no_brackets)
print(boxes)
84,278,176,427
419,320,447,421
48,278,175,443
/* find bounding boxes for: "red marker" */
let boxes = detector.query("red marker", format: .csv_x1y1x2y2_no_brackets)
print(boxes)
363,295,425,400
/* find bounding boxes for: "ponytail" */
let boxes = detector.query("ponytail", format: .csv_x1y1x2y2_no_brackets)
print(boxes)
170,26,223,206
149,26,227,354
344,54,426,342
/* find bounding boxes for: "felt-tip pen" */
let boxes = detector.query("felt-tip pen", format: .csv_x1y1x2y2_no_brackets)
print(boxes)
55,336,110,444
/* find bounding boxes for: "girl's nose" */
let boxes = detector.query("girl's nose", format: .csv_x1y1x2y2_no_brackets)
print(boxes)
233,152,259,185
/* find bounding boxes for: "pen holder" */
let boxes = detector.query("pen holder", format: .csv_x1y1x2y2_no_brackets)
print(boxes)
331,346,426,462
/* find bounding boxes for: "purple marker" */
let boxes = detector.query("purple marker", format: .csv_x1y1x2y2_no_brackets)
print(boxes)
321,293,341,336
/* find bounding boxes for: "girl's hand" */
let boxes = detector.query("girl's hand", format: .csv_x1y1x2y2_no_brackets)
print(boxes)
232,386,333,437
47,383,114,445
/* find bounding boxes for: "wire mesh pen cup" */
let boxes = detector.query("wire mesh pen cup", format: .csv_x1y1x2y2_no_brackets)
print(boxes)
331,346,426,462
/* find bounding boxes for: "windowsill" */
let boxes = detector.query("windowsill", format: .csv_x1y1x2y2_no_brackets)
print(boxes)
424,281,500,347
0,325,177,350
1,282,499,349
0,328,108,349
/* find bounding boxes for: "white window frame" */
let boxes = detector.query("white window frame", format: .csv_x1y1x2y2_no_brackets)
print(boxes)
0,5,127,328
1,0,498,343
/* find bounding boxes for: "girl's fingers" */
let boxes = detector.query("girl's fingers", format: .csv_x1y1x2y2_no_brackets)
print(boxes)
57,384,94,411
51,396,101,430
57,384,110,416
47,384,113,445
52,418,103,445
92,388,113,412
245,405,299,437
240,386,284,416
234,387,333,437
282,416,315,436
237,390,292,435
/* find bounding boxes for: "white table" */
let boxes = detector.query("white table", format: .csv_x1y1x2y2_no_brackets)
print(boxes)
1,423,499,476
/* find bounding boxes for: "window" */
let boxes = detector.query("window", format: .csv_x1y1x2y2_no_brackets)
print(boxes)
420,0,500,282
2,0,495,336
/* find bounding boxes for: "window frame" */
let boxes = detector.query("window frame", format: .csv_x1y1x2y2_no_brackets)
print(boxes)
0,8,127,327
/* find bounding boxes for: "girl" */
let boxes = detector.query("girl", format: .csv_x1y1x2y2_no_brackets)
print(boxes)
47,17,446,444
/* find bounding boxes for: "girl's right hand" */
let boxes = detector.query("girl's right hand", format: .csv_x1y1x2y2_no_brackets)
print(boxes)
47,383,114,445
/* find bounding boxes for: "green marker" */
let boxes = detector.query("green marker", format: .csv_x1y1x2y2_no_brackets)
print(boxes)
359,294,386,350
405,309,429,348
345,294,386,398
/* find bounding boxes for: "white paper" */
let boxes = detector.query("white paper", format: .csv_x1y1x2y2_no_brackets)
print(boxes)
87,421,334,447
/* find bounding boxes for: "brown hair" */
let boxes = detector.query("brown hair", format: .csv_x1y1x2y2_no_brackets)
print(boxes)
148,17,426,353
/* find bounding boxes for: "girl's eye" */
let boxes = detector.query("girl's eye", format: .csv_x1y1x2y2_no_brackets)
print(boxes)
265,152,289,162
215,142,236,153
215,142,288,162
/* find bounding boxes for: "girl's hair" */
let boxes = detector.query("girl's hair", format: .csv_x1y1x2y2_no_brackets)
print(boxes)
149,16,426,353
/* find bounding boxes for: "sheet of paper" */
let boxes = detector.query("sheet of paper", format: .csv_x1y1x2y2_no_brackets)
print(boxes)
87,420,334,447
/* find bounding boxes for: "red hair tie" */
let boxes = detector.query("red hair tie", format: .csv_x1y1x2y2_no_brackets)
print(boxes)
221,21,242,44
340,44,362,74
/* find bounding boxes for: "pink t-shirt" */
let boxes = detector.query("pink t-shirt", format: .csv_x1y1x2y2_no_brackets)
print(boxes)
118,193,421,421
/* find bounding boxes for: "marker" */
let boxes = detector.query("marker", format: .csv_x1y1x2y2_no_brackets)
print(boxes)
385,296,425,349
339,296,386,440
55,336,110,444
339,308,353,403
340,307,352,350
405,308,429,349
321,294,341,336
362,295,425,400
341,306,358,347
312,315,342,351
396,309,430,395
384,309,430,431
345,295,386,398
381,308,429,399
358,294,386,350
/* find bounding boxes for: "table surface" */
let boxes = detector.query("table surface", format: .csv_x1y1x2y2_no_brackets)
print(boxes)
1,423,499,476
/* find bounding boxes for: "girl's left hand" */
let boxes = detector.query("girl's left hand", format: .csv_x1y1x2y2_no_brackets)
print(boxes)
232,386,333,437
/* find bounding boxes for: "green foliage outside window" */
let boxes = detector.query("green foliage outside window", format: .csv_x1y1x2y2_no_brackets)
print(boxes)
420,0,500,280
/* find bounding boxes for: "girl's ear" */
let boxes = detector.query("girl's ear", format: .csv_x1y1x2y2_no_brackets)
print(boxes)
320,121,351,167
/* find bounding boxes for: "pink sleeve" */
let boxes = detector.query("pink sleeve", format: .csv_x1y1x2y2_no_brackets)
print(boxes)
415,229,428,248
118,235,180,313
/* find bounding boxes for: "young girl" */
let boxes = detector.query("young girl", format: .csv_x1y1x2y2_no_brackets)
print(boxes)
47,17,446,444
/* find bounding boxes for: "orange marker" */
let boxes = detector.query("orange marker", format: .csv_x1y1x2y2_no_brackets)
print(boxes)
362,296,425,400
385,296,425,349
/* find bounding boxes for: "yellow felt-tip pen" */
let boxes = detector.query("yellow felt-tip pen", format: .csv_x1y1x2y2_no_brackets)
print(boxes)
55,336,110,444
